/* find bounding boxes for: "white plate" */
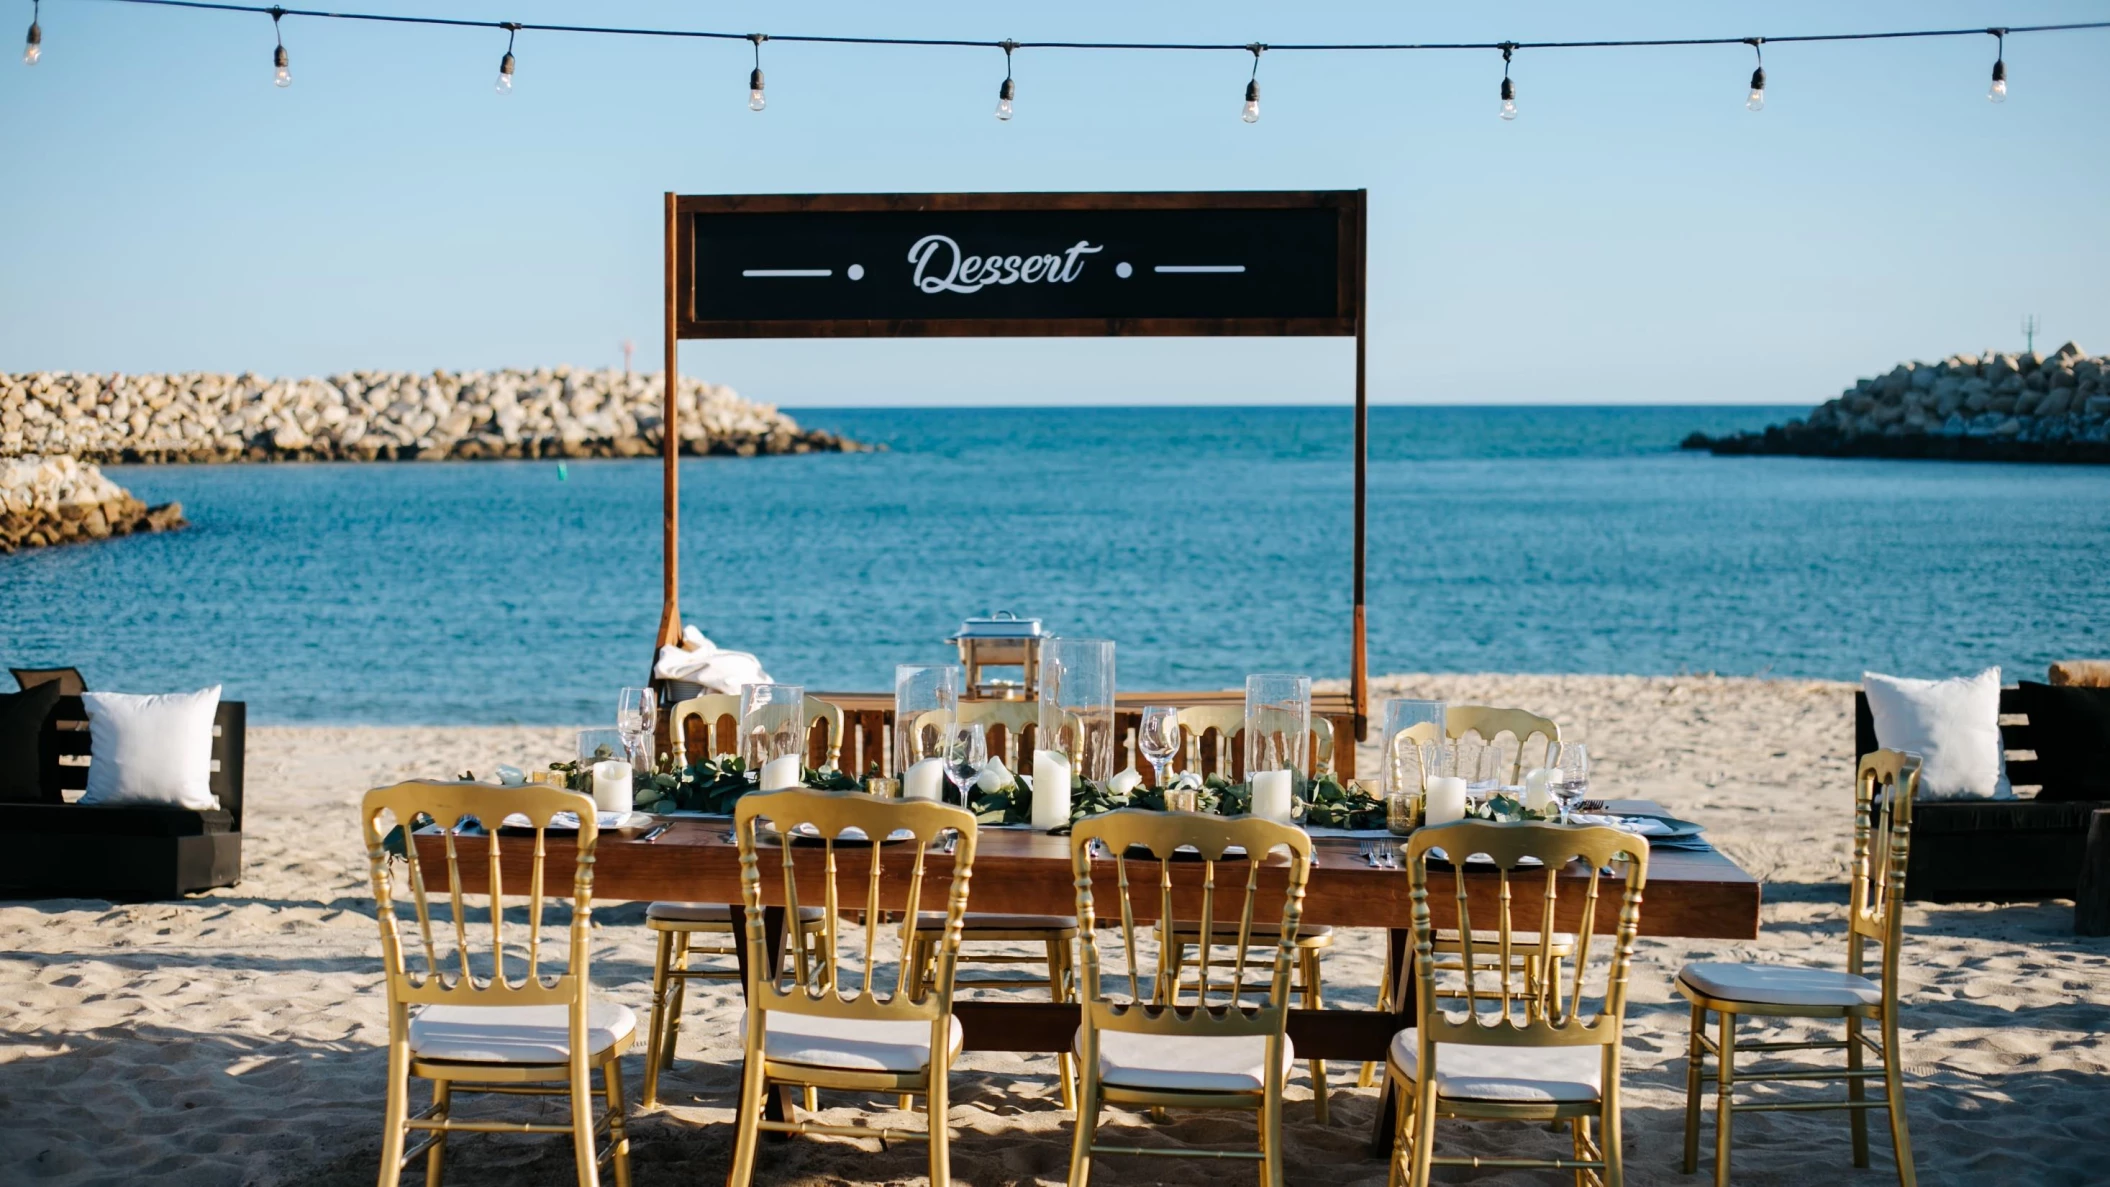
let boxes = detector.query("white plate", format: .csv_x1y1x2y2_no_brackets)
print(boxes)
1425,847,1544,868
789,822,917,844
499,811,651,831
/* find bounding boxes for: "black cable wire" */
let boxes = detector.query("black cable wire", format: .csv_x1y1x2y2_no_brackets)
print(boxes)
56,0,2110,54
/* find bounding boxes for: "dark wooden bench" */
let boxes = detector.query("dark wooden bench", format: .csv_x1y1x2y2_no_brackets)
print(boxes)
1856,687,2109,905
0,695,246,899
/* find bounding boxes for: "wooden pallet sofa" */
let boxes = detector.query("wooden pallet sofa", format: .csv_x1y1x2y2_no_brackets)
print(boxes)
1,670,246,899
1856,668,2109,907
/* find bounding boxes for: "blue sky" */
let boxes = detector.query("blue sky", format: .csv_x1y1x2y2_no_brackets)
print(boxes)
2,1,2105,406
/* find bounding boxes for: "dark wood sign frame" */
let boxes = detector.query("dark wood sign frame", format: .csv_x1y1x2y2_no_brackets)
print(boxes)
658,189,1371,733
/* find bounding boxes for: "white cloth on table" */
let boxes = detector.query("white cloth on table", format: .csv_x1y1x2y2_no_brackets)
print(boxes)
653,625,772,694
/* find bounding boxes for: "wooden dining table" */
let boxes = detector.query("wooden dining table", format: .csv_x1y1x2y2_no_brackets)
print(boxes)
421,797,1759,1151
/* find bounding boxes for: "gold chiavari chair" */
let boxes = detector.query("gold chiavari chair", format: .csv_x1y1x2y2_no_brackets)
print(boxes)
727,788,979,1187
1386,818,1650,1187
1163,706,1339,1119
1066,809,1312,1185
1677,750,1922,1187
358,781,633,1187
1360,708,1576,1093
641,693,842,1109
905,699,1081,1110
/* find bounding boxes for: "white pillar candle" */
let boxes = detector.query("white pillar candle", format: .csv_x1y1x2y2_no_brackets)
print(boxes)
1251,769,1294,825
591,760,632,816
759,754,802,791
1522,768,1556,813
1031,749,1073,830
1425,776,1468,826
903,757,946,801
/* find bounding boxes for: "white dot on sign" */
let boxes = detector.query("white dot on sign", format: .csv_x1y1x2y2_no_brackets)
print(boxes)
847,263,865,281
1115,262,1133,279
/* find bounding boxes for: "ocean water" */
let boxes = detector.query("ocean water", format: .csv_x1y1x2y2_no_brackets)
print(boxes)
4,406,2105,725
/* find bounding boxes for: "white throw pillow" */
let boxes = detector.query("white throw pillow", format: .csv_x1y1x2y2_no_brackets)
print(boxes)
1862,669,2010,800
79,686,223,810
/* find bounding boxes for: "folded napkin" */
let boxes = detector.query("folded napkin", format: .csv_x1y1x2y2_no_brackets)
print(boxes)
652,625,773,694
1570,813,1676,835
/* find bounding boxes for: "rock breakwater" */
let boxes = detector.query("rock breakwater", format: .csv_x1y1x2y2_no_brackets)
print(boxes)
1684,342,2110,463
0,368,865,463
1,455,186,553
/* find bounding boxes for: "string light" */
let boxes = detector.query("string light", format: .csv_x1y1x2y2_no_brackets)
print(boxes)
1242,43,1263,123
747,33,766,111
1499,42,1517,120
495,22,517,95
1987,28,2007,102
269,6,288,88
21,0,38,66
995,39,1016,121
1744,38,1765,111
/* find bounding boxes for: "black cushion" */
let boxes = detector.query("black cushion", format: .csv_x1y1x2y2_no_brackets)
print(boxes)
2017,682,2110,802
1911,797,2110,835
0,683,60,803
0,803,235,837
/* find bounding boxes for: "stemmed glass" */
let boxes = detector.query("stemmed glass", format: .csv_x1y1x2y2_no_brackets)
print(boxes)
1137,705,1181,790
1554,742,1591,823
941,722,988,810
616,687,656,771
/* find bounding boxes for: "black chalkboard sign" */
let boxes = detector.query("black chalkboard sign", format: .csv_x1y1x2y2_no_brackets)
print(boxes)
672,191,1363,339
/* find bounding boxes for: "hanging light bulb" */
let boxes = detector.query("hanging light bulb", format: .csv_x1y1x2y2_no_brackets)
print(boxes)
495,23,518,95
1498,43,1517,120
1987,29,2008,102
747,33,767,111
995,40,1017,121
23,0,39,66
270,8,289,88
1744,38,1765,111
1241,43,1264,123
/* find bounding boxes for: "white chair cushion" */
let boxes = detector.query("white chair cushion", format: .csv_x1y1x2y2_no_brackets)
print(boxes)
1679,962,1884,1008
647,901,824,923
408,1000,635,1064
1388,1027,1602,1103
916,911,1079,933
1435,929,1575,948
1079,1026,1295,1092
748,1009,964,1073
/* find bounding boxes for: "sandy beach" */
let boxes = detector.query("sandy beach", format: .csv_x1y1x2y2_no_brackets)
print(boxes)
4,673,2105,1186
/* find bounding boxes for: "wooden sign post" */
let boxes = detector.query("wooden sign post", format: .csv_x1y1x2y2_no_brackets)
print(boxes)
660,190,1370,735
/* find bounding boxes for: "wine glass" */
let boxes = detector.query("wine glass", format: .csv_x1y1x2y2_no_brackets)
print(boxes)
1137,705,1181,789
941,722,988,809
616,686,656,770
1554,742,1591,823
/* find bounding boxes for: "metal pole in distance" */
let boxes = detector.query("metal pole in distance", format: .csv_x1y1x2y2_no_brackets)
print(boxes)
1350,193,1370,742
657,192,683,649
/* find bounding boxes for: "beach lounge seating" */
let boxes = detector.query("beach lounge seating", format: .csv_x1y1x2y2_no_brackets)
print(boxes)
726,789,978,1187
1678,750,1921,1187
359,781,634,1187
1855,680,2110,903
1064,809,1312,1185
0,688,245,899
1384,818,1650,1187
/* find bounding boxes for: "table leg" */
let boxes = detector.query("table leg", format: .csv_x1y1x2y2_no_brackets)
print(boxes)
1368,927,1415,1155
728,904,794,1127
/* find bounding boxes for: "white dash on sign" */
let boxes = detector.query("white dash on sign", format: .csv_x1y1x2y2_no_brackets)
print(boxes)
741,269,834,278
1152,265,1247,274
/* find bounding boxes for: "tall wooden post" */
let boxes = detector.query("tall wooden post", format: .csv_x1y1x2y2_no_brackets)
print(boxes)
657,192,683,649
1350,192,1370,742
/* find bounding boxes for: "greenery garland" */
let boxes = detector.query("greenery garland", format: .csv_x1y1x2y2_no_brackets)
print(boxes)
969,769,1389,830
